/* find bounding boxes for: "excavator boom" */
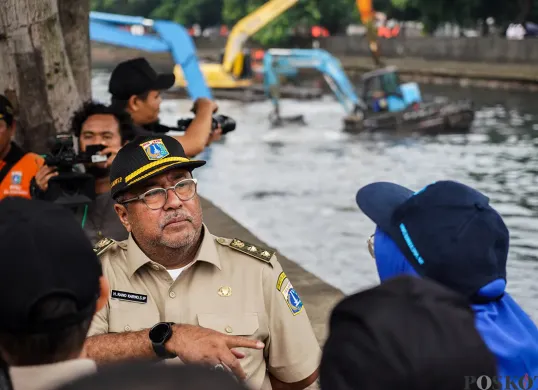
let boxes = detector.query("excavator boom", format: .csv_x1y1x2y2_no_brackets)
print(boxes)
222,0,299,73
263,49,367,115
89,12,212,99
356,0,383,67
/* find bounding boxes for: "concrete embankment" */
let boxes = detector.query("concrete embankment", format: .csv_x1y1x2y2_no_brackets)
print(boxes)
91,39,538,91
200,196,345,346
338,56,538,91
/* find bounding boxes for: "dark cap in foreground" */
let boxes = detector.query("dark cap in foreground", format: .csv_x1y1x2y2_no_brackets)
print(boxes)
356,180,508,300
320,275,497,390
0,197,102,334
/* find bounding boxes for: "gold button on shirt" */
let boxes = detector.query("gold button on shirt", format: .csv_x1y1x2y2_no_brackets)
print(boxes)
89,225,321,389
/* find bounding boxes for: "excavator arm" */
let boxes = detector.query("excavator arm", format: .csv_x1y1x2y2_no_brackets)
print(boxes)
263,49,367,116
89,12,212,100
356,0,384,67
222,0,300,75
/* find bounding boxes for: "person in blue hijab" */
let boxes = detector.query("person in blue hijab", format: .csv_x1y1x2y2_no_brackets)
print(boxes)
356,180,538,381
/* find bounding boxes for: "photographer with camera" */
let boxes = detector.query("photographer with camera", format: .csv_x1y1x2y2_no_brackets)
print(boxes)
108,57,226,157
31,102,135,244
0,94,44,201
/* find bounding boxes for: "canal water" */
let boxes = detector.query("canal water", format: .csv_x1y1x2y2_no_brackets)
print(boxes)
92,71,538,318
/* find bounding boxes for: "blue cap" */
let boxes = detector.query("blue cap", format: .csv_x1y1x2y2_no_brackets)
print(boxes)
356,180,509,300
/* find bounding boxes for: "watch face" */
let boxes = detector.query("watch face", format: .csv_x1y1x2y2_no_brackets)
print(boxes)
150,323,171,343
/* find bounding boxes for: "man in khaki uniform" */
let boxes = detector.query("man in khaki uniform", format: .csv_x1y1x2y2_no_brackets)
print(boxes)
85,135,320,390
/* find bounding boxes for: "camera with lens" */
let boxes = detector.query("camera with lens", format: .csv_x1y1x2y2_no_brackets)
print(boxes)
41,134,108,208
176,114,236,135
44,134,108,171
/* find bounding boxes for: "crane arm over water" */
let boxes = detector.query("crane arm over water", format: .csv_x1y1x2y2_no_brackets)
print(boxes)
356,0,384,67
89,11,212,100
263,48,367,122
222,0,300,74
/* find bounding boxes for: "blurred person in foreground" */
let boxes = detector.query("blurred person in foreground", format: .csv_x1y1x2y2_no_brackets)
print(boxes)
56,361,248,390
31,102,135,244
0,95,44,200
108,57,221,157
0,197,271,390
85,135,320,390
0,197,108,390
320,275,497,390
355,180,538,379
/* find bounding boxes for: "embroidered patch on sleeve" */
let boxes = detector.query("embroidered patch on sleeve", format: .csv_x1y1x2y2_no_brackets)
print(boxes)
280,280,303,316
276,272,287,291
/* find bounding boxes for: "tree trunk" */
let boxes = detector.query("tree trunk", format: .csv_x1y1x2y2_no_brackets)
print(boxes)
0,0,83,154
58,0,91,102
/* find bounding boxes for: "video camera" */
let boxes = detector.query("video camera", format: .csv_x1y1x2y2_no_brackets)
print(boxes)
176,114,236,135
42,134,108,208
44,134,108,170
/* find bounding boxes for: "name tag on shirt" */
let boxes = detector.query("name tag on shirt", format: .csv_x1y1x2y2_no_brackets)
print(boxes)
111,290,148,304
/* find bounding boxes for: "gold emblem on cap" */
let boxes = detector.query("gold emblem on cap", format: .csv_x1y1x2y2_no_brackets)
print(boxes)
218,286,232,297
140,138,170,161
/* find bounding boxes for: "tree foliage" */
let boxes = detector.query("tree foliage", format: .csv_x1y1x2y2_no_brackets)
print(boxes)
91,0,535,43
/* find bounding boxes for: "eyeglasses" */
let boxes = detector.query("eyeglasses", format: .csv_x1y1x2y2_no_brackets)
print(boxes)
121,178,198,210
367,234,375,258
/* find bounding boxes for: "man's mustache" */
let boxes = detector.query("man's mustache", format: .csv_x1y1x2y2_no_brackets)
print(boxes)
160,212,193,228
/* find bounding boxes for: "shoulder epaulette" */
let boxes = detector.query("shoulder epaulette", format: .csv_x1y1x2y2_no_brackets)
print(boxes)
93,237,116,256
215,237,275,263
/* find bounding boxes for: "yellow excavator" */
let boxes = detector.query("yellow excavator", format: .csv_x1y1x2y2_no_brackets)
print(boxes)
356,0,384,67
174,0,299,90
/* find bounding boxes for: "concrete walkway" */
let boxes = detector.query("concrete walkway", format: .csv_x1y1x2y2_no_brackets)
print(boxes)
200,196,345,346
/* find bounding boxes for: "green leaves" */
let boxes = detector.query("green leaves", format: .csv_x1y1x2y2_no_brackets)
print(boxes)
90,0,535,40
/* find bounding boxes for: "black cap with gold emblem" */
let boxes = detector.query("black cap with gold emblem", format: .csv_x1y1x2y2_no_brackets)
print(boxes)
109,135,206,199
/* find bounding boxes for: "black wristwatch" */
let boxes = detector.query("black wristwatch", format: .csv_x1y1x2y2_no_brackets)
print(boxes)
149,322,177,359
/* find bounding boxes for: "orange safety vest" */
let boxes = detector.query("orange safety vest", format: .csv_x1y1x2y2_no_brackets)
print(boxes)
0,144,44,200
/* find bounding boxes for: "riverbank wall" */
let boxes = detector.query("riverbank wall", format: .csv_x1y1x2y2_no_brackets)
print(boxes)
91,35,538,91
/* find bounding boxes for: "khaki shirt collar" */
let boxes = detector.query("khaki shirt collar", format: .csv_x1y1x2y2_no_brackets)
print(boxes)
126,224,221,278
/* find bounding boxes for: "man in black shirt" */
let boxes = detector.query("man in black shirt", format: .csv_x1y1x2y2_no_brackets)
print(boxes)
33,102,134,244
108,57,221,157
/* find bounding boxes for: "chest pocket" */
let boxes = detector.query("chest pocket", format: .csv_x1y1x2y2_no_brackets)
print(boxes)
109,299,160,333
197,313,259,336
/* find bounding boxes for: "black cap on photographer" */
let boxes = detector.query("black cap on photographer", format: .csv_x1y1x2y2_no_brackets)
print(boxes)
0,197,102,334
108,58,175,100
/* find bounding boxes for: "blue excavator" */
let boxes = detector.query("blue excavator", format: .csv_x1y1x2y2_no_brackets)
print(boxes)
263,48,367,126
263,49,474,133
89,11,212,101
